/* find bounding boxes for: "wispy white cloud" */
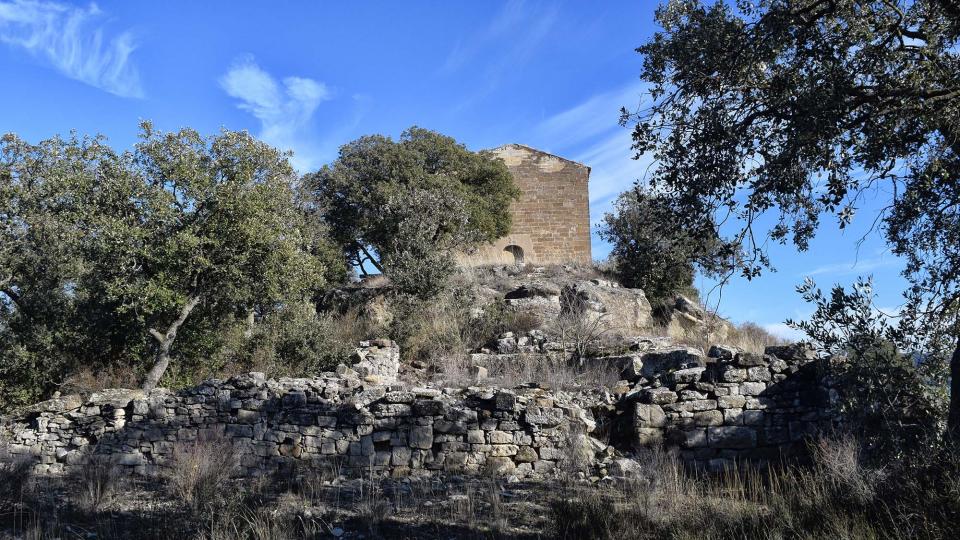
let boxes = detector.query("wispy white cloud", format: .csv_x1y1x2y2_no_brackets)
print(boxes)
0,0,143,97
801,256,901,278
443,0,558,107
220,56,332,171
530,82,651,225
534,83,646,149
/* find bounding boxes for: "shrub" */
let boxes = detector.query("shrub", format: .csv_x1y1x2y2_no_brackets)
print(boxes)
599,188,734,306
165,432,239,510
73,455,123,512
549,288,610,361
790,278,948,461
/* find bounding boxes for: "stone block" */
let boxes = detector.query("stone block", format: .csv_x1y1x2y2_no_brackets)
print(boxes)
723,408,743,425
671,367,706,384
707,427,757,449
740,382,767,396
515,446,538,463
525,406,564,426
708,345,737,360
734,352,766,367
533,460,555,473
742,411,765,426
409,426,433,449
635,428,663,446
489,444,519,457
640,387,678,405
391,446,412,466
694,410,723,427
747,367,772,382
679,389,707,401
371,403,412,417
718,395,746,409
634,403,666,428
383,392,415,404
486,456,515,475
720,367,748,383
412,399,447,416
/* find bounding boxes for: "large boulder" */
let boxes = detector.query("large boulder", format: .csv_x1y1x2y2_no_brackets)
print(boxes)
663,295,732,344
561,280,653,338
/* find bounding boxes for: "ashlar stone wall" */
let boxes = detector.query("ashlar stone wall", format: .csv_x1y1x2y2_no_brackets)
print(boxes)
462,144,592,266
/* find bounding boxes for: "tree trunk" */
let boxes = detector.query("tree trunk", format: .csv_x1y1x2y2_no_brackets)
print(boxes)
243,308,256,339
141,295,201,392
949,340,960,441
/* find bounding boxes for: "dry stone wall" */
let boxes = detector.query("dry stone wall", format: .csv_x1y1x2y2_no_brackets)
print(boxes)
615,342,836,470
1,338,837,479
0,340,595,479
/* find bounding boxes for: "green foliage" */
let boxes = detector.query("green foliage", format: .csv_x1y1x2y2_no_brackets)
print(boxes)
629,0,960,434
0,132,129,408
630,0,960,263
241,305,365,378
0,125,342,405
599,188,733,305
309,126,520,297
790,277,947,459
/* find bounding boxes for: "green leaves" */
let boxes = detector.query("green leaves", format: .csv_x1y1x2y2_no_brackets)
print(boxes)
600,187,736,306
309,126,519,297
631,0,960,274
1,124,340,401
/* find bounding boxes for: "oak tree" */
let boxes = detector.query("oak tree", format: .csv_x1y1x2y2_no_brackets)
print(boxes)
626,0,960,434
309,127,519,297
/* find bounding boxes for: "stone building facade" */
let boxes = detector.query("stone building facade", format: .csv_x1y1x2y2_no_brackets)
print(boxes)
461,144,592,266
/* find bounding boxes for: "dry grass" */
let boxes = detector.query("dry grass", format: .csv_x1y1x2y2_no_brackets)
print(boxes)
439,352,621,390
2,436,957,539
165,431,240,509
60,364,141,397
550,436,960,540
73,454,124,512
0,452,33,512
726,322,788,354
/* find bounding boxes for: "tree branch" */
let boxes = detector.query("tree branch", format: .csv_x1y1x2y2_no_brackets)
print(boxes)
357,243,384,273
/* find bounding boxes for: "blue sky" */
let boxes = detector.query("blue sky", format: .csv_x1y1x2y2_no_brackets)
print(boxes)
0,0,910,339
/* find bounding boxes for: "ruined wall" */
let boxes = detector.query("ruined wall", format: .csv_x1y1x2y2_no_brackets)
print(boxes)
0,338,836,479
0,341,592,479
462,144,592,266
618,343,836,471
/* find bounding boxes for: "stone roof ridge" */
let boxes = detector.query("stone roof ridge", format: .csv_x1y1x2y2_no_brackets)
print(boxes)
488,143,590,171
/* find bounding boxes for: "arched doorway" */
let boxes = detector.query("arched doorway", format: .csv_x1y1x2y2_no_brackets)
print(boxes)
504,244,524,264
